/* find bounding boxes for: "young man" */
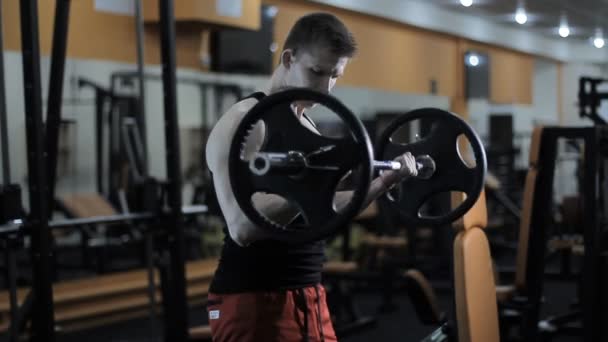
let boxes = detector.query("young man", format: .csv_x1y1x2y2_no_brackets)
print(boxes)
205,13,417,342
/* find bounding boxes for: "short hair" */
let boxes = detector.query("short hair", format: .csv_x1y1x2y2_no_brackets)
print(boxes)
282,13,357,58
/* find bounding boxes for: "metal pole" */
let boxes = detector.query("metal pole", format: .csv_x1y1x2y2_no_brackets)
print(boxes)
0,205,208,234
45,0,71,216
145,234,159,338
582,128,600,342
134,0,148,176
158,1,188,340
0,0,9,184
109,98,120,193
19,0,56,340
199,84,208,169
95,90,105,194
0,4,18,340
522,130,555,342
4,238,18,342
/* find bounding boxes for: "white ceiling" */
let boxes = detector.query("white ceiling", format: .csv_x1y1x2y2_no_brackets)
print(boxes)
431,0,608,43
309,0,608,63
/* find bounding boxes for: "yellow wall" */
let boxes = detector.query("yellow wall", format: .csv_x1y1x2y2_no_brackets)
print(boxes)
3,0,536,108
264,0,536,113
266,0,460,99
463,41,535,104
143,0,261,30
3,1,204,68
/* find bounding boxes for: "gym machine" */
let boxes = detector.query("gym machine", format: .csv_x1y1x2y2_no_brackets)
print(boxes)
0,1,206,341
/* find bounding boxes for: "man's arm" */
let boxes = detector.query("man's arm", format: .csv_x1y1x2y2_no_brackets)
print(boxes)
208,99,416,244
206,99,305,245
333,152,418,212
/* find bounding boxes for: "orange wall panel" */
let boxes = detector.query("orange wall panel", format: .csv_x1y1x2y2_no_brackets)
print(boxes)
464,41,534,104
264,0,459,98
2,0,534,105
143,0,261,31
2,1,201,68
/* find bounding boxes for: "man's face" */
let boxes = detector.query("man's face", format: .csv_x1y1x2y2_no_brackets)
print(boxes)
282,46,349,108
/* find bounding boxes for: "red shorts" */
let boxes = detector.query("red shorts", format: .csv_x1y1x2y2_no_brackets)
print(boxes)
207,284,337,342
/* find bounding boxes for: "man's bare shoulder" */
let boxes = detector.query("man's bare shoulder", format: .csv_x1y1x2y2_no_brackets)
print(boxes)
206,97,259,171
209,98,258,141
218,98,258,128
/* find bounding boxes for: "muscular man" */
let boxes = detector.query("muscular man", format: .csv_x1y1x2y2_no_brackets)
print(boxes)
205,13,417,342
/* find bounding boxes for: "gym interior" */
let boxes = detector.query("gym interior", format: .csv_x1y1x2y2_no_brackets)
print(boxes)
0,0,607,341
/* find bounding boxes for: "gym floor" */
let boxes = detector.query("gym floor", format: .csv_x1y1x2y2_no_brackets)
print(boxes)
58,269,580,342
58,292,442,342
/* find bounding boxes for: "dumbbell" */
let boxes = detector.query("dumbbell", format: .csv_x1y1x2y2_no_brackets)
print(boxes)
249,151,436,180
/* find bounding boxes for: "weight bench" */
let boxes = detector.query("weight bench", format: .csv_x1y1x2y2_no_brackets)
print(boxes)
405,190,501,342
56,193,136,273
493,128,543,305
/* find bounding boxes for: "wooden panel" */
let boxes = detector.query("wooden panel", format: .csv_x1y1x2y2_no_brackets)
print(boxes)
143,23,207,69
463,41,534,105
451,96,469,119
59,193,116,218
4,1,138,62
143,0,261,31
2,0,202,68
490,50,533,104
190,325,213,339
263,0,459,98
263,0,532,105
1,0,535,104
3,1,56,53
0,259,218,334
452,38,469,118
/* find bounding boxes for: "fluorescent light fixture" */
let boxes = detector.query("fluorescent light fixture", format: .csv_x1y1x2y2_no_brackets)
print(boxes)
465,52,483,67
468,54,480,66
515,7,527,25
593,28,605,48
558,14,570,38
460,0,473,7
594,36,605,48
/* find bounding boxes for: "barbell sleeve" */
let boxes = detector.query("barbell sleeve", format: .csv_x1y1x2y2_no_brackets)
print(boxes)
372,160,426,171
373,160,402,170
374,155,435,179
379,154,436,180
249,151,307,176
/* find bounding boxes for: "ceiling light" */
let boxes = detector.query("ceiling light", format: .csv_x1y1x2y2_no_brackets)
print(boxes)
593,28,605,48
460,0,473,7
265,6,278,18
465,52,482,67
594,37,604,48
467,54,480,67
558,14,570,38
515,7,527,25
594,37,605,48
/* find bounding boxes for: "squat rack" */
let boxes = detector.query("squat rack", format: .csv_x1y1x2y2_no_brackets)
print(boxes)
0,1,197,341
522,126,606,342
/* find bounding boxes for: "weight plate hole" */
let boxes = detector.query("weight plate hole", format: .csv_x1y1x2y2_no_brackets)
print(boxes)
456,134,476,169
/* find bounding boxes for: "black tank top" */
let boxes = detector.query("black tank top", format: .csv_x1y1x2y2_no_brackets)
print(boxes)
209,92,326,293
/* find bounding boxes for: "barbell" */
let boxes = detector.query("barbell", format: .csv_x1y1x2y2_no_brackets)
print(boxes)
248,152,436,180
228,88,486,244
